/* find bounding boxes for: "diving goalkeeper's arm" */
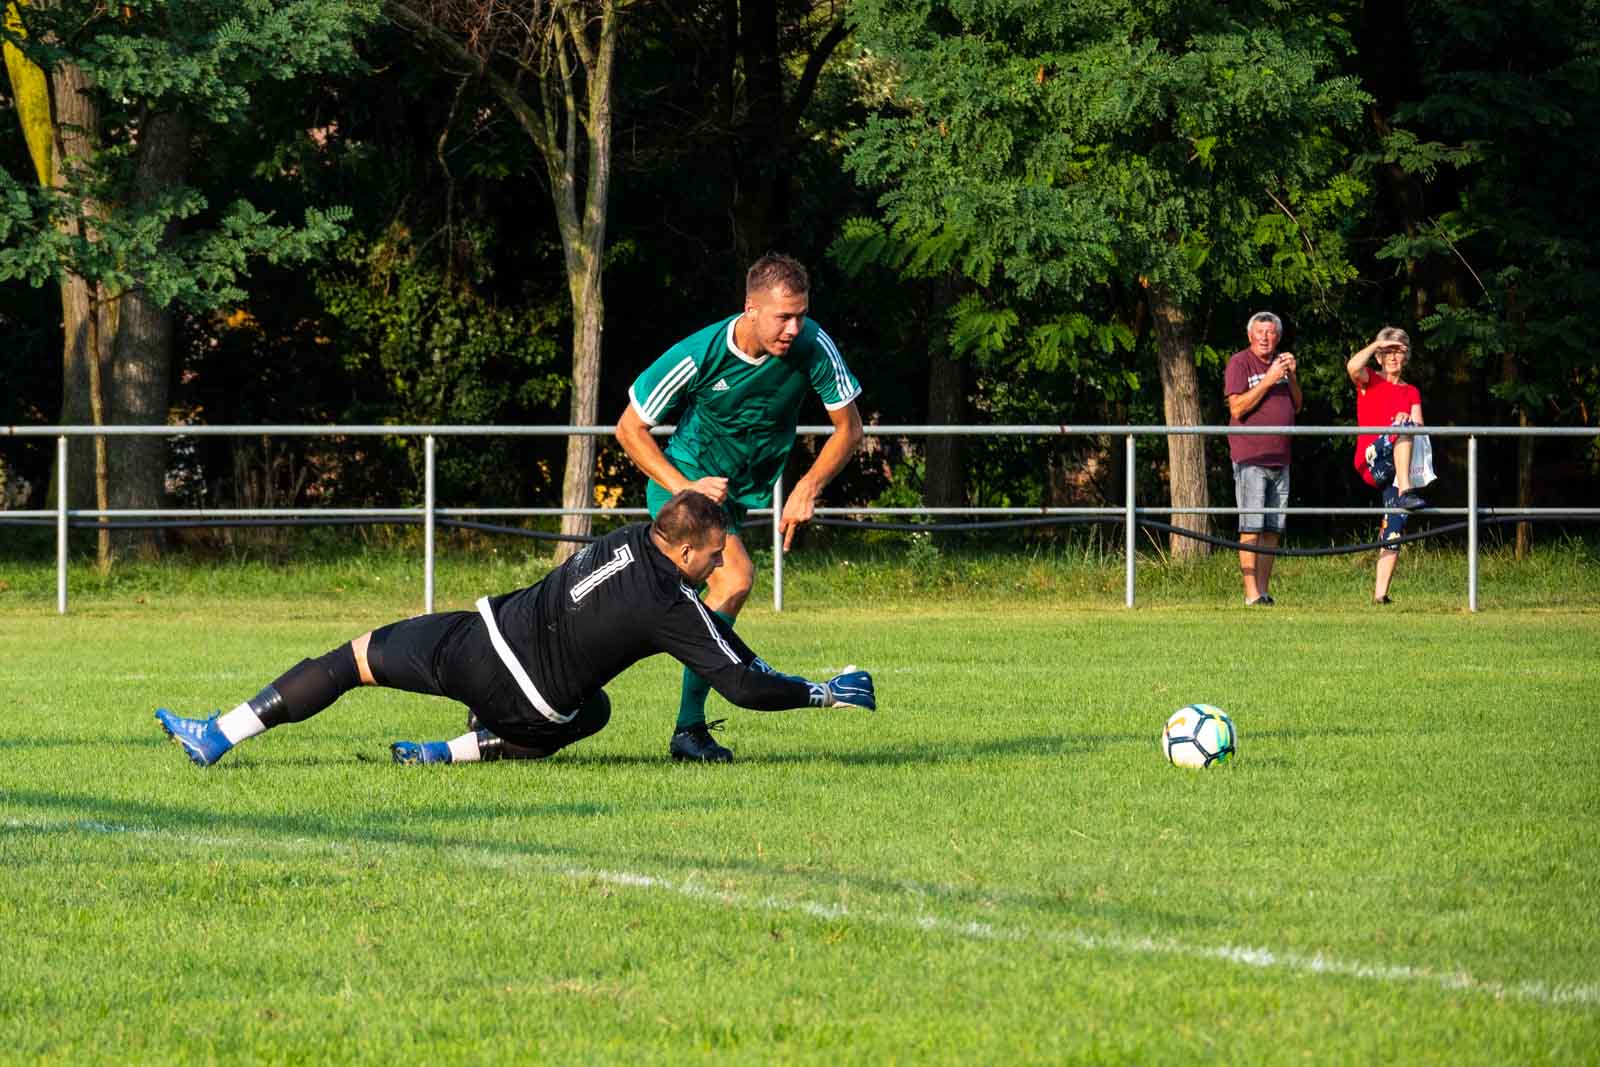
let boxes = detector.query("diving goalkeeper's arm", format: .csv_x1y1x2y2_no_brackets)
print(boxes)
656,593,876,712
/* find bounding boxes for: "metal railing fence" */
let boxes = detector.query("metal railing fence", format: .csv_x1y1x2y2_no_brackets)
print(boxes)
4,423,1597,615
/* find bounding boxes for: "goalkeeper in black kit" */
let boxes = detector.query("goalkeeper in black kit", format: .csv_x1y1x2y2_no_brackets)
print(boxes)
154,490,875,767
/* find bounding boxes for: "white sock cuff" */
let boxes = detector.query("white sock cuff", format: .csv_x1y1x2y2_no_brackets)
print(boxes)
216,705,267,745
446,732,482,763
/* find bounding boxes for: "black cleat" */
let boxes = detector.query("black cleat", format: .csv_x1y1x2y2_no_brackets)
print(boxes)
1394,490,1426,511
475,729,553,762
669,719,733,763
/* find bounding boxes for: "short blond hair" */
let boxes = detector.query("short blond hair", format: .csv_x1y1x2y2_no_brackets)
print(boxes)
746,253,809,297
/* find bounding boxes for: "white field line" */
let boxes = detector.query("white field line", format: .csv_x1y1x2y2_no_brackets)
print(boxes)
7,815,1598,1010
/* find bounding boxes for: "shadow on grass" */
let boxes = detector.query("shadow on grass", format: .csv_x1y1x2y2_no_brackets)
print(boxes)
545,731,1147,768
0,790,613,853
2,772,1193,933
115,725,1147,770
0,734,170,750
1246,724,1435,740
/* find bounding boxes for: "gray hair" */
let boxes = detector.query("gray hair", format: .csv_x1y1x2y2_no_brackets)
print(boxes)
1247,311,1283,337
1376,326,1411,349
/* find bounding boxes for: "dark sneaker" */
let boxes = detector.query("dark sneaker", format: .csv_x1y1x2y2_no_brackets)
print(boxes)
1374,594,1393,605
669,719,733,763
1394,490,1426,511
155,709,233,767
1248,594,1275,606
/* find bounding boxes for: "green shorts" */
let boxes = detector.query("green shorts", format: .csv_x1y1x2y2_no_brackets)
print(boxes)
646,479,750,536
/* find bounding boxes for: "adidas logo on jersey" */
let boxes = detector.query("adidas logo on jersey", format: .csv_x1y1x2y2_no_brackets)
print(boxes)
712,378,730,391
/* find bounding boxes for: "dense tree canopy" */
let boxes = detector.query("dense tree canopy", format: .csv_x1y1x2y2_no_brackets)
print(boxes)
1,0,1596,557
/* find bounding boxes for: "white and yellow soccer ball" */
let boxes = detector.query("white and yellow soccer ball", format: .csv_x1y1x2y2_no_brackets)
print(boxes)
1162,704,1236,769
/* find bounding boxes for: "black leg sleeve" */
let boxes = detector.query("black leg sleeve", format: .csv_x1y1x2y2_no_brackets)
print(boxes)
250,645,362,728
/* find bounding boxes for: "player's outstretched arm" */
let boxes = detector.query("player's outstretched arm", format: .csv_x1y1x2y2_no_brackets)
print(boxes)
660,594,877,712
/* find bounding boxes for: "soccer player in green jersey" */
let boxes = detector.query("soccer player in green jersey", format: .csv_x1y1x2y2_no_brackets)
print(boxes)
615,253,864,762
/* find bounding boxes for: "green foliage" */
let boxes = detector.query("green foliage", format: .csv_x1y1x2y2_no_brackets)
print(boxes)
0,176,351,307
315,224,570,500
831,216,1137,388
319,226,567,423
0,0,377,308
842,0,1369,306
833,0,1374,481
1370,0,1600,426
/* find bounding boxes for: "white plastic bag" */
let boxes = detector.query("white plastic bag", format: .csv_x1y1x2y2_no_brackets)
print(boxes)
1409,433,1437,489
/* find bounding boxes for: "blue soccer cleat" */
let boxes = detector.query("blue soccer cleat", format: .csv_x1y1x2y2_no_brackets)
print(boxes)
825,668,876,711
390,740,453,765
154,708,233,767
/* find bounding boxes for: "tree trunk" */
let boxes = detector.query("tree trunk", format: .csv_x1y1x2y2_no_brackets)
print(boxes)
1148,286,1210,560
557,267,604,557
727,1,848,258
923,346,965,510
385,0,617,562
47,59,112,515
109,110,190,560
1515,409,1534,559
553,0,617,562
731,0,780,259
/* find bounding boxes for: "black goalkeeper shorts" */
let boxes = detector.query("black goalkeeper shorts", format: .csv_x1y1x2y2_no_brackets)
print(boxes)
365,610,610,753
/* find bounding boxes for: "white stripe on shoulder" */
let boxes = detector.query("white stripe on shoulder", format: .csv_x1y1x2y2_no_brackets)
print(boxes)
815,328,861,407
680,584,742,665
638,356,698,423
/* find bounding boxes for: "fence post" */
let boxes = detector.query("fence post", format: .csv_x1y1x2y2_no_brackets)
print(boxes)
1125,433,1136,608
424,434,436,614
772,473,784,613
1468,434,1479,613
57,435,68,616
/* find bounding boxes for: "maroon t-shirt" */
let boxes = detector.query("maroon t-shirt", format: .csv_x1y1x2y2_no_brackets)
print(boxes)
1224,348,1295,466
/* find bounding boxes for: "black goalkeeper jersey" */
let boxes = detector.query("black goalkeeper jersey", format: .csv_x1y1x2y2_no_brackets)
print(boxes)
477,522,819,720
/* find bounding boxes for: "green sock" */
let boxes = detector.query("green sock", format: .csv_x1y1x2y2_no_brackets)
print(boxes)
676,609,735,730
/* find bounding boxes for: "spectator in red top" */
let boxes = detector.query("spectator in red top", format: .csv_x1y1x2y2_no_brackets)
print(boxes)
1225,311,1303,605
1346,327,1426,604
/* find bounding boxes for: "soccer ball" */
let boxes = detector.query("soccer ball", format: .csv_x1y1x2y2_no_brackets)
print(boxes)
1162,704,1236,769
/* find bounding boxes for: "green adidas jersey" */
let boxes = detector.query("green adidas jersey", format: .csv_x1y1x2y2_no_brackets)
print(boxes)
628,314,861,508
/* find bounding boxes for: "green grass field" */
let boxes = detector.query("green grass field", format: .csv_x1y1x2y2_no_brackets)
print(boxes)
3,546,1599,1063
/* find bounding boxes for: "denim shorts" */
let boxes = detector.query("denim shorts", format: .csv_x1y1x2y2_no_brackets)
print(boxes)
1232,462,1289,534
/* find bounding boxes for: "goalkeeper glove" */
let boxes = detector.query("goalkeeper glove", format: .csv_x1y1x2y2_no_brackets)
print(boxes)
823,667,876,711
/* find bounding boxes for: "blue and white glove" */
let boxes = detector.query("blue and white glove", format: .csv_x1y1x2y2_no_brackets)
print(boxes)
823,666,876,711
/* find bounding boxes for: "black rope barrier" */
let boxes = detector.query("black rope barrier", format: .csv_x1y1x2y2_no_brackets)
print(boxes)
1,510,1592,556
808,512,1596,556
0,514,603,543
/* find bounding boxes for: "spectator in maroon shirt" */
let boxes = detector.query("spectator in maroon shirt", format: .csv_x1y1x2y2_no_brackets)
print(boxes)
1224,312,1303,605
